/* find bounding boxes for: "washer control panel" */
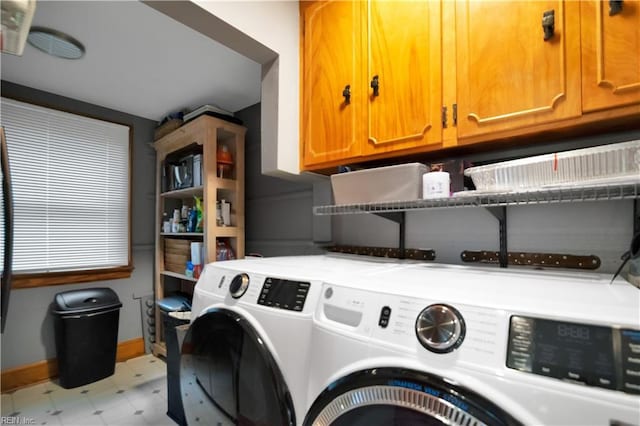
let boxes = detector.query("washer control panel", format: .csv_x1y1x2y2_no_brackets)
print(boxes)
507,315,640,395
258,277,310,312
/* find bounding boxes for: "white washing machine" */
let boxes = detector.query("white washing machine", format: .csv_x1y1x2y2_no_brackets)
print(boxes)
305,263,640,426
180,254,406,426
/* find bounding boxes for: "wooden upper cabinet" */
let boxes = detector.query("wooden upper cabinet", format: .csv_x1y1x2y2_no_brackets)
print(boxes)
301,1,363,167
301,0,442,169
455,1,582,139
364,0,442,155
581,0,640,112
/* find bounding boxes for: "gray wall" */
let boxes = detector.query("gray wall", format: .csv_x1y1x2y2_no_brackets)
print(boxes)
233,101,637,274
0,81,156,370
235,103,326,256
334,130,640,274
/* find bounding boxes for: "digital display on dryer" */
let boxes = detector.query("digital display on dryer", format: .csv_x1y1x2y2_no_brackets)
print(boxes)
257,277,310,312
506,316,626,393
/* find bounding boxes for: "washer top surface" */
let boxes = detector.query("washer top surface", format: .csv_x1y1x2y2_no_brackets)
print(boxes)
196,253,409,290
322,262,640,327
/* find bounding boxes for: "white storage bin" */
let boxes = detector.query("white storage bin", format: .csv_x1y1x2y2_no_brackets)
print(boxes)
464,140,640,191
331,163,427,204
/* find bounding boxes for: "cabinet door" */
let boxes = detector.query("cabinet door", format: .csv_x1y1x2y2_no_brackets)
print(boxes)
301,1,364,168
455,1,582,139
581,0,640,112
365,0,443,155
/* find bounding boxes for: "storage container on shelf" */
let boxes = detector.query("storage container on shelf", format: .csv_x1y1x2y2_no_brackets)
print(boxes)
464,140,640,192
330,163,427,205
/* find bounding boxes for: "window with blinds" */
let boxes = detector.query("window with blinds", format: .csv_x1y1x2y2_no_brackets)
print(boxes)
0,97,130,275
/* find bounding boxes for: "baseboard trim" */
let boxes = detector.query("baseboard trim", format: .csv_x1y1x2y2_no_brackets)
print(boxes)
115,337,145,363
1,337,145,393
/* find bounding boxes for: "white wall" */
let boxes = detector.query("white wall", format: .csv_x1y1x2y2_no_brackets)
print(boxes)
145,1,301,177
192,1,300,176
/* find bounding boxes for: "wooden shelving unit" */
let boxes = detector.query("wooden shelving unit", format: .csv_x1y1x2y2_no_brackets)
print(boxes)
152,115,246,356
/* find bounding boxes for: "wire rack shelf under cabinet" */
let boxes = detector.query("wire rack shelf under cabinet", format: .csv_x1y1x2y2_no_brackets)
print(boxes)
313,180,640,216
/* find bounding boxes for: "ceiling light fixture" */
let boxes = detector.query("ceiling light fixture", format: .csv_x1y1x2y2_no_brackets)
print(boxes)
27,26,85,59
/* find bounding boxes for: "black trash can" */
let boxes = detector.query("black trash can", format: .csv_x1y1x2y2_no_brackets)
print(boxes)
52,287,122,389
163,311,189,426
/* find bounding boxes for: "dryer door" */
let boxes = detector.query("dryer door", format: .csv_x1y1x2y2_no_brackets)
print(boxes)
304,368,521,426
181,307,295,426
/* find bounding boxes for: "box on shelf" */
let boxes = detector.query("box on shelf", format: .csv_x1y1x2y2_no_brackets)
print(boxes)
330,163,428,205
163,154,197,192
464,140,640,191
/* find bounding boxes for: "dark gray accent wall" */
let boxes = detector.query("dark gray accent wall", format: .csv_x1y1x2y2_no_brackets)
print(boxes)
0,81,156,369
235,103,325,256
334,129,640,274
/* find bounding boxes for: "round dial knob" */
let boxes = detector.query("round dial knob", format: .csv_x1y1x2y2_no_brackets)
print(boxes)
229,273,249,299
415,304,465,353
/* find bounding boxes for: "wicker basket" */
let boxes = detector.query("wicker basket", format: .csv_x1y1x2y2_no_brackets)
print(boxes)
164,238,191,274
154,119,183,141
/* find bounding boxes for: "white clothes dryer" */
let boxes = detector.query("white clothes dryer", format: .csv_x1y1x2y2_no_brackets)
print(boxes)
305,264,640,426
180,254,405,426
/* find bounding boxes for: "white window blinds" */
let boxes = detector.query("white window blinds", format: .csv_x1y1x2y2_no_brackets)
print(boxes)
0,97,130,273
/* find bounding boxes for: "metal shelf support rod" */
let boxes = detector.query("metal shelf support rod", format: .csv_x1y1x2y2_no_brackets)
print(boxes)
373,211,406,259
486,206,508,268
634,198,640,236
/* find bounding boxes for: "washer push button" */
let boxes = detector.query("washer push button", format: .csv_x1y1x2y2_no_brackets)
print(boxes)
379,306,392,328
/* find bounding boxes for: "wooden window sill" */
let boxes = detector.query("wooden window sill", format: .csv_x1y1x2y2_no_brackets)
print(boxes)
12,265,135,289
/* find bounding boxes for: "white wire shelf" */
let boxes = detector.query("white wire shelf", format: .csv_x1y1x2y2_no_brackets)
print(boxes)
313,181,640,216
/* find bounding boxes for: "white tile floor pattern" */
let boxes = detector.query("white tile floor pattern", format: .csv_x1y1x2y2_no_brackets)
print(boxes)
1,354,175,425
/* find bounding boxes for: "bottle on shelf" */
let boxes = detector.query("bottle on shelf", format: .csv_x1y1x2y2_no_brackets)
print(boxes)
217,143,234,178
220,199,231,226
194,196,203,232
185,261,194,278
191,242,203,278
171,209,180,233
187,208,197,233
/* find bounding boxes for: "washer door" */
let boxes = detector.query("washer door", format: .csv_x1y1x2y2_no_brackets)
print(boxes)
181,308,295,426
304,368,522,426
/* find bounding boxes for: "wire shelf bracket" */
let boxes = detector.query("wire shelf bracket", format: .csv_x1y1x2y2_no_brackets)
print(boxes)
485,206,508,268
373,212,406,259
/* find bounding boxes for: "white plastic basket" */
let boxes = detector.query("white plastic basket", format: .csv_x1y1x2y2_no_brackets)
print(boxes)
464,140,640,191
331,163,427,204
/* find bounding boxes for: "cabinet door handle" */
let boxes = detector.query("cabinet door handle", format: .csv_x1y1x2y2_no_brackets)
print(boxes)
609,0,623,16
342,85,351,104
370,75,380,97
542,10,555,41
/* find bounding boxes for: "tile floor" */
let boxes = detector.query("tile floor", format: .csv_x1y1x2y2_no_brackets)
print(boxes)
1,354,175,425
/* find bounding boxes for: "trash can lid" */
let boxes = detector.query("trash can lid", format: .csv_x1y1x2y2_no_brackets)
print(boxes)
52,287,122,315
157,294,191,312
